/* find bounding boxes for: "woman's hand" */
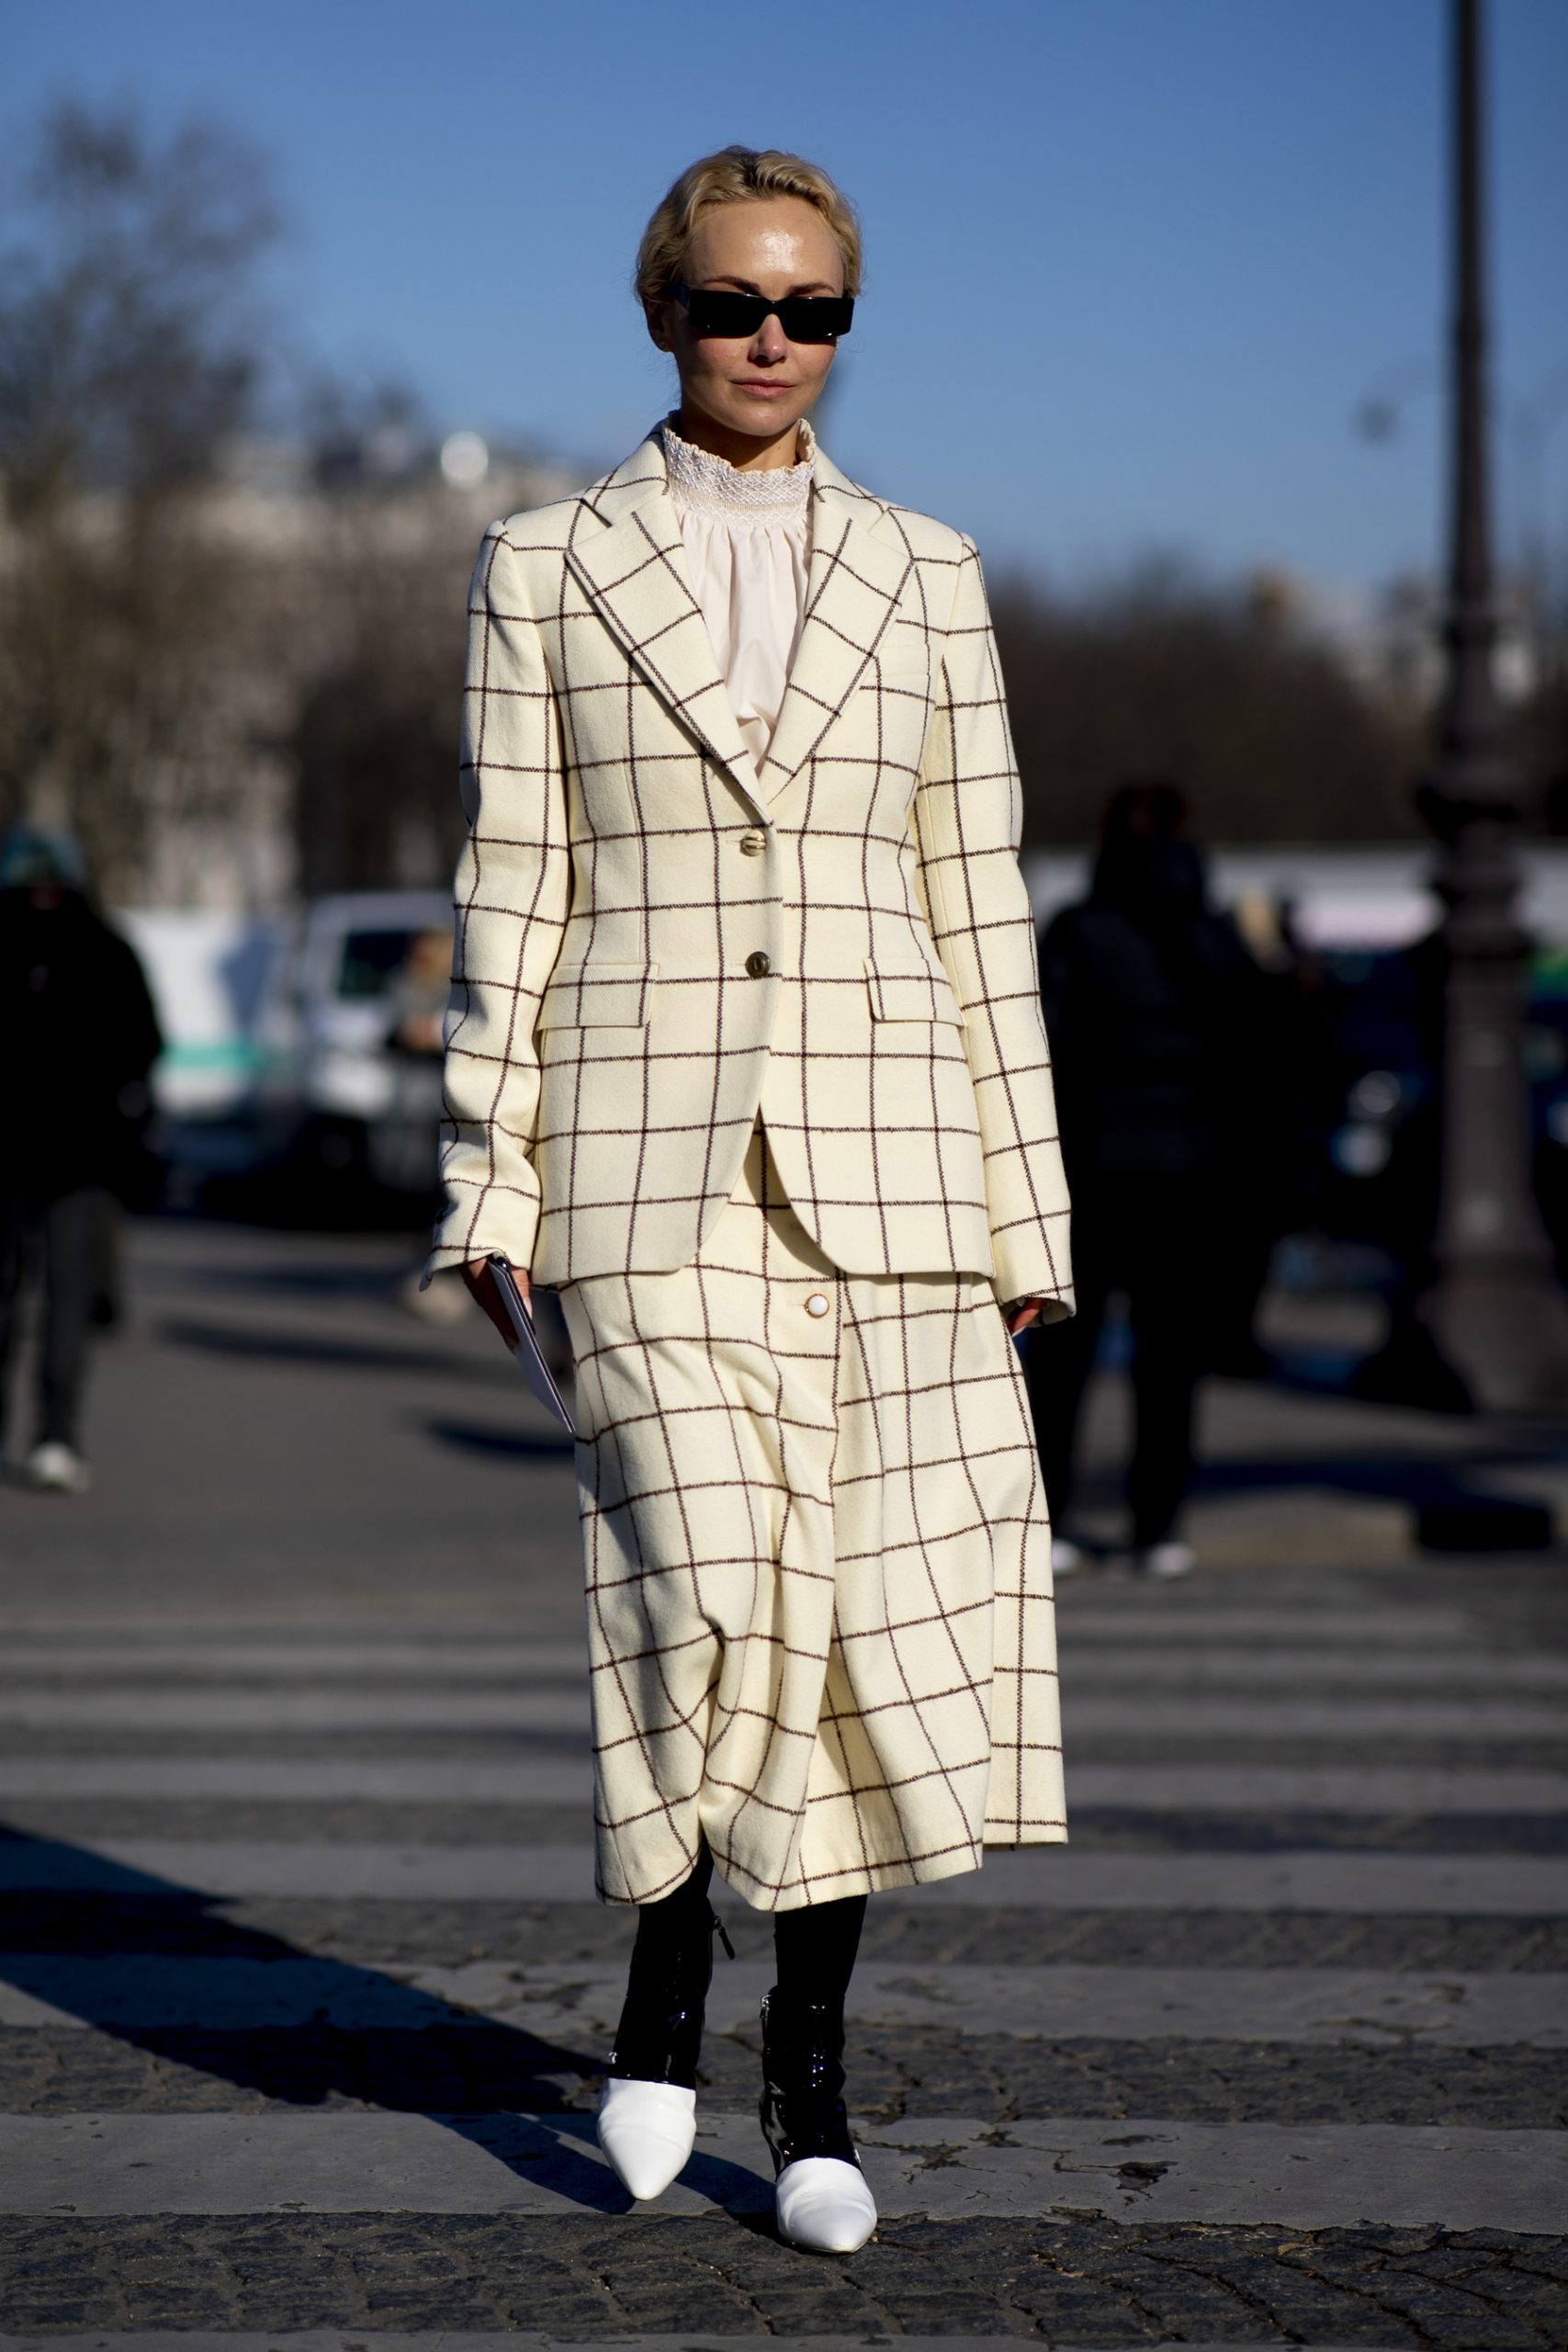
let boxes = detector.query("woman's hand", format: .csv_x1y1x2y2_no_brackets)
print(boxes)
1005,1295,1046,1337
464,1257,526,1350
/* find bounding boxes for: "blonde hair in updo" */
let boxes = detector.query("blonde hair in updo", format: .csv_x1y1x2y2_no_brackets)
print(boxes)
635,145,863,309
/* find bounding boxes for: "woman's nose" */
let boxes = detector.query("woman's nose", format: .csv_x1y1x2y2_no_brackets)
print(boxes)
749,312,790,362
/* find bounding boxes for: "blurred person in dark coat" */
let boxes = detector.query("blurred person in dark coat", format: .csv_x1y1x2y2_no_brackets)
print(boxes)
0,826,162,1492
1026,782,1287,1577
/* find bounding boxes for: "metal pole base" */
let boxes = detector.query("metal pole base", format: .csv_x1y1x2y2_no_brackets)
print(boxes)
1415,1261,1568,1414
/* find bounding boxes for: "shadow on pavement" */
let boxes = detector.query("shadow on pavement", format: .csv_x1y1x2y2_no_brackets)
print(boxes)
1185,1444,1564,1554
427,1419,576,1461
167,1259,430,1303
1189,1445,1562,1506
156,1317,494,1382
0,1825,760,2212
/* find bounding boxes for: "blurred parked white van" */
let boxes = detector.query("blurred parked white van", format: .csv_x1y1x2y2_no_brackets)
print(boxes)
252,890,453,1195
119,891,454,1205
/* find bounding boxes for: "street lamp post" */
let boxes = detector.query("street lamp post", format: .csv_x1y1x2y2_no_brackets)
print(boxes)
1414,0,1568,1412
1511,365,1568,684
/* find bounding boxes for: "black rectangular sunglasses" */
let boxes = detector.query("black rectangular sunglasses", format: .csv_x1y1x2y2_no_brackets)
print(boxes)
671,283,854,345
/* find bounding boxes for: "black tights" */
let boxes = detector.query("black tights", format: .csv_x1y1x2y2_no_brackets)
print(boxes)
772,1888,866,2009
628,1845,866,2006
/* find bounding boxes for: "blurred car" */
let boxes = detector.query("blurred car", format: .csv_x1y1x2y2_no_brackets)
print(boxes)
251,890,454,1201
1527,947,1568,1274
1311,939,1568,1274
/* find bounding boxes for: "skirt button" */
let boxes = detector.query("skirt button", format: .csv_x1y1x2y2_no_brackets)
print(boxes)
805,1292,830,1317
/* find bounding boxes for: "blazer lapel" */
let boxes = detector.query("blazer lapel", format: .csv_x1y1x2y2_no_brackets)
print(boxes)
567,436,762,817
757,464,915,804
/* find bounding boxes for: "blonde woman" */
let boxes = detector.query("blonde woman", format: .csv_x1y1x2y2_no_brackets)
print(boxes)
428,146,1073,2255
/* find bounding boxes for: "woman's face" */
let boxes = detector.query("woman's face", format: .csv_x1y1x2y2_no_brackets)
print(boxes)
648,196,844,448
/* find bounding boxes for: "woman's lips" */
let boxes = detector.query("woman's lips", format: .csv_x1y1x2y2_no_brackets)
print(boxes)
734,379,794,396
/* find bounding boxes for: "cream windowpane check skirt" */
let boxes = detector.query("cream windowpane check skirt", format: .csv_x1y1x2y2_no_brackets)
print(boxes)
558,1116,1066,1913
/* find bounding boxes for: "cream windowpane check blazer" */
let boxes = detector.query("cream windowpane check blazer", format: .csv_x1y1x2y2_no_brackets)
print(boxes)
426,428,1074,1313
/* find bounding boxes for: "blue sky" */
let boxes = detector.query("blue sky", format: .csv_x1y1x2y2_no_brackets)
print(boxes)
7,0,1567,591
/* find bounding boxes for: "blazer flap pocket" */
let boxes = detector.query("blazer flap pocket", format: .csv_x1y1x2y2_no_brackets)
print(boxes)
537,960,657,1029
864,956,963,1025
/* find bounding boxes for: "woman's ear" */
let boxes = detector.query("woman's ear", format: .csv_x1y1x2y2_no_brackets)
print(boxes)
643,296,673,355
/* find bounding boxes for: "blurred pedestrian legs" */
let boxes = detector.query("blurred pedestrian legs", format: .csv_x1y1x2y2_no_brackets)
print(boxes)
0,825,162,1492
0,1187,113,1487
1027,1171,1206,1576
1027,782,1295,1577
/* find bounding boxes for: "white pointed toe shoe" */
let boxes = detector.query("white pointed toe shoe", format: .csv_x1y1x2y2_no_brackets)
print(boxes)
596,2076,697,2199
775,2154,878,2253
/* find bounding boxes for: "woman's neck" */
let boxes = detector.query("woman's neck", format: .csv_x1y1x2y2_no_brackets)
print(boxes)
673,404,805,473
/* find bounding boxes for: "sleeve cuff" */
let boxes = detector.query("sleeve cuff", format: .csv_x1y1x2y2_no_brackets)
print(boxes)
421,1192,541,1291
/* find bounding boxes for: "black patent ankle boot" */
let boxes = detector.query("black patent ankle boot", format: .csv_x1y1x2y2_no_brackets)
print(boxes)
598,1897,732,2202
759,1987,876,2252
607,1900,732,2089
758,1988,857,2167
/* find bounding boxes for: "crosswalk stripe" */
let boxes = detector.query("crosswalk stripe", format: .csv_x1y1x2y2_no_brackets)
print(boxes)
0,1606,1485,1651
4,1838,1563,1911
4,1643,1563,1690
1057,1606,1478,1642
0,2110,1559,2231
1057,1695,1564,1737
1066,1649,1568,1690
1,1957,1561,2045
0,1758,596,1803
0,1691,591,1733
1,1755,1562,1813
0,1643,590,1682
907,1848,1568,1913
4,1690,1559,1738
1063,1761,1568,1812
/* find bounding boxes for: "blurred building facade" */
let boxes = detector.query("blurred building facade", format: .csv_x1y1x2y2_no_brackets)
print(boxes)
0,426,579,914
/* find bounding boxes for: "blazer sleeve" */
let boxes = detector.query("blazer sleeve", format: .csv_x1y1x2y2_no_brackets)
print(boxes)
423,524,571,1283
911,539,1075,1317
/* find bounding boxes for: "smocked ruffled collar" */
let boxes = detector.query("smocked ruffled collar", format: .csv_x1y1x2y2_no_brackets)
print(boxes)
660,413,816,523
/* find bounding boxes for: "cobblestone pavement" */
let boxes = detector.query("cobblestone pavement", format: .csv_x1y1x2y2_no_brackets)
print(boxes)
0,1217,1565,2349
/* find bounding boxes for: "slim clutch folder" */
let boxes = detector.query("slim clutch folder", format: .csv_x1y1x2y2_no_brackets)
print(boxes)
486,1256,579,1438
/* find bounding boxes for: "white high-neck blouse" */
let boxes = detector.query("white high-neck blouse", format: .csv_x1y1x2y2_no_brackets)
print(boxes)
660,414,816,778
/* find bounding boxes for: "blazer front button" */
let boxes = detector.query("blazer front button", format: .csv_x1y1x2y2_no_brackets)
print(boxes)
739,830,766,854
805,1292,830,1317
745,950,772,978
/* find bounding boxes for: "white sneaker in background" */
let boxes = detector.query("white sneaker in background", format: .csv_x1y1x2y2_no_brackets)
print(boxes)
1130,1540,1195,1580
1052,1537,1087,1577
26,1443,92,1494
400,1269,471,1325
